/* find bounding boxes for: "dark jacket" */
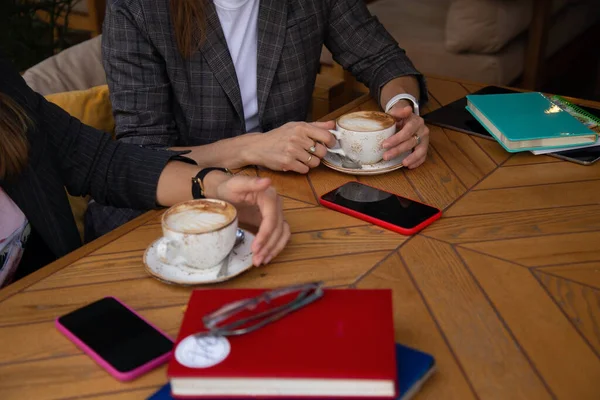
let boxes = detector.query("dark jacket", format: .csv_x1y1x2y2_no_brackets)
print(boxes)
0,56,184,277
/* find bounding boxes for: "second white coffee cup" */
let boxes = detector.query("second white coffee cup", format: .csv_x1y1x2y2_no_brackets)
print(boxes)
326,111,396,165
156,199,238,269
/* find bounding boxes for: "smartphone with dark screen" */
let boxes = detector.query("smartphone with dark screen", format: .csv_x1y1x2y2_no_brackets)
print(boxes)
423,85,600,165
56,297,173,381
320,181,442,235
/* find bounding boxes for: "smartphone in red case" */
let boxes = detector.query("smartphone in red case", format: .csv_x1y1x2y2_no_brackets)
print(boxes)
320,181,442,235
55,297,173,381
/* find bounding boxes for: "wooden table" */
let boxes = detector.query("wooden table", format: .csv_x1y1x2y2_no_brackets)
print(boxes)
1,77,600,399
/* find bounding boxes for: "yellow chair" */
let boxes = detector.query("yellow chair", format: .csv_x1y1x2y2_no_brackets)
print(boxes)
45,84,114,240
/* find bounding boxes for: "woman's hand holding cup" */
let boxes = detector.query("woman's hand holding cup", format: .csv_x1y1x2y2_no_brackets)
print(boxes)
246,121,336,174
383,101,430,169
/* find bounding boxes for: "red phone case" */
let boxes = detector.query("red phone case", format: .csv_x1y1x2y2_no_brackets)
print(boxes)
55,296,173,381
319,181,442,235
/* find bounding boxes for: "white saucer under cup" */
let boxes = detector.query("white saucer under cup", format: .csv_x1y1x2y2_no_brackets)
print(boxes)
143,229,255,286
322,151,410,176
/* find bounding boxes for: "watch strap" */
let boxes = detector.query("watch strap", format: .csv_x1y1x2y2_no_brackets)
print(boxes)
192,167,230,199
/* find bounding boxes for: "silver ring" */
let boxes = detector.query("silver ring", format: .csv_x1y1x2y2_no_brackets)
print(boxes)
308,145,316,154
413,134,421,146
307,155,313,163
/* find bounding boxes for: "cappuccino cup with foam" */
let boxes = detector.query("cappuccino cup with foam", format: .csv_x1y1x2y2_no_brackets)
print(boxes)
326,111,396,165
156,199,238,269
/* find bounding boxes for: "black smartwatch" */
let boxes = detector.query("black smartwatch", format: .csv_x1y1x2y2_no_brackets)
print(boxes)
191,167,231,199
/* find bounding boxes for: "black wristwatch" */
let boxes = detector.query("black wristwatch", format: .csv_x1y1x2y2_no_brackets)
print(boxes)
191,167,231,199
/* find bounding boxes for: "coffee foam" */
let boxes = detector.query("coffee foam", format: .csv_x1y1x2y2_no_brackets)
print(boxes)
167,211,229,233
165,200,236,233
338,111,395,132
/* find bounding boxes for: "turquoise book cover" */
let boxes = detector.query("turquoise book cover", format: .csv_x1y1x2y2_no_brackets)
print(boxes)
466,92,597,152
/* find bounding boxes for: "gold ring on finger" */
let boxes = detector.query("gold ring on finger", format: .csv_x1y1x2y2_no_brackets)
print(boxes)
307,155,313,163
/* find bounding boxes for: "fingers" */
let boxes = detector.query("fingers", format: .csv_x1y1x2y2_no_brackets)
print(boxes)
280,128,329,172
252,192,287,265
226,176,272,196
302,151,321,169
266,221,290,264
293,145,322,169
387,104,413,120
382,130,419,162
255,209,291,266
256,213,285,265
296,134,329,162
382,115,429,162
305,122,337,148
250,190,291,266
312,142,328,159
251,188,279,259
280,155,311,174
222,178,291,266
254,219,291,267
382,113,420,150
311,120,336,129
401,134,429,169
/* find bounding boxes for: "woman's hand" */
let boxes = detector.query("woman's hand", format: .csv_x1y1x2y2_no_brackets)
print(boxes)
214,175,290,266
245,121,337,174
382,102,430,169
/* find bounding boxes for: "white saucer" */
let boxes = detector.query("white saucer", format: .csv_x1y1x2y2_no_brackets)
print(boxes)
143,229,255,286
321,151,410,176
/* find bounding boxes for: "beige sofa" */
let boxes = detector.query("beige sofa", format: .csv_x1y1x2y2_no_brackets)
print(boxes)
22,35,105,96
322,0,600,87
24,0,600,99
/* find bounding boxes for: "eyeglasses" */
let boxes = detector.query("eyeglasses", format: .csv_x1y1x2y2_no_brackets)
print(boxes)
195,281,324,338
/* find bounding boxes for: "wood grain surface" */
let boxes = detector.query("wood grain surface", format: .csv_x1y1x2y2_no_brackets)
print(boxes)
1,78,599,399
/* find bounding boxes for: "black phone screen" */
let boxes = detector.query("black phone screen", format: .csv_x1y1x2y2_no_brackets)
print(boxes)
57,297,173,373
321,182,440,229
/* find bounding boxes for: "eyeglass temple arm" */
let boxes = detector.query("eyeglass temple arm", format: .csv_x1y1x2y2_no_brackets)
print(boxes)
211,290,324,336
203,282,324,328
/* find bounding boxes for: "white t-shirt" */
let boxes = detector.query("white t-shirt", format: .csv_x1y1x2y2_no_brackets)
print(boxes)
213,0,260,132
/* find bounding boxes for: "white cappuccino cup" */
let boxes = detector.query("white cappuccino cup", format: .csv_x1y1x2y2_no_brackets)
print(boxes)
156,199,238,269
326,111,397,165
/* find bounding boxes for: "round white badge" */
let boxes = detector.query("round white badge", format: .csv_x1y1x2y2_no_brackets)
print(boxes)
175,334,231,368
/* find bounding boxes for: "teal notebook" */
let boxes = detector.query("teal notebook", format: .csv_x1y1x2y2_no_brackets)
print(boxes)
465,92,597,152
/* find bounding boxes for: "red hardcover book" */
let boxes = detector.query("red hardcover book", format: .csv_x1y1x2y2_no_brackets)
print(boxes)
167,287,397,398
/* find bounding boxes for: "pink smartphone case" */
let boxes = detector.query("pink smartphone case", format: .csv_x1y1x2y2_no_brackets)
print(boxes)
55,296,173,381
319,181,442,236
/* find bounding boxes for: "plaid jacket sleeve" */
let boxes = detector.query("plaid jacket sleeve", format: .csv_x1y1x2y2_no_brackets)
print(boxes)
102,0,178,146
324,0,428,106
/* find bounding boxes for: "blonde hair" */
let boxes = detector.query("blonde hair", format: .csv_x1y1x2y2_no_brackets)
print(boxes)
0,93,30,180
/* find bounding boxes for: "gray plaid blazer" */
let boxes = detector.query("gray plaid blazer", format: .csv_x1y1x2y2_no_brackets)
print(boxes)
86,0,427,239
